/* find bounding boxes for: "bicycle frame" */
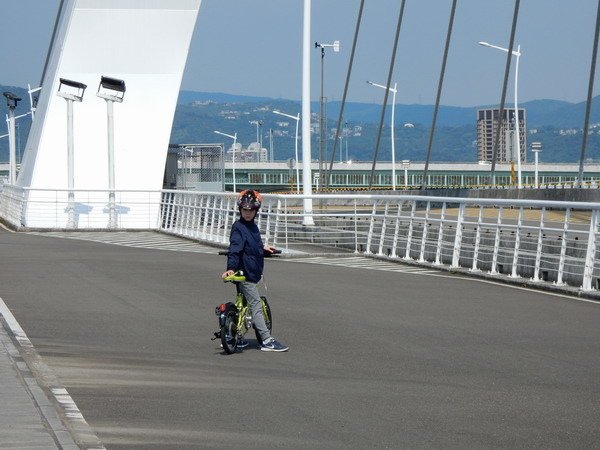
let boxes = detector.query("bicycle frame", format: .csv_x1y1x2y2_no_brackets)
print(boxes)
214,267,273,353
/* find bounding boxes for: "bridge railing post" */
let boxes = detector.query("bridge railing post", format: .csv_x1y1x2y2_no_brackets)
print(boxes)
435,202,447,265
365,201,377,254
377,201,389,256
532,207,546,282
470,205,483,272
510,207,524,278
391,200,405,258
556,208,571,286
490,206,504,275
200,195,208,239
451,202,465,268
582,209,599,291
353,199,359,254
418,201,431,262
404,201,416,260
209,195,217,241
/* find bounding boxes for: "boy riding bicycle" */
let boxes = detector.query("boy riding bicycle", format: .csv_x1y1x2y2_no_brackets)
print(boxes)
221,189,289,352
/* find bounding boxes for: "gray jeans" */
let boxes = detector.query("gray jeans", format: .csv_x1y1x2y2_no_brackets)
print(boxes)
240,281,270,341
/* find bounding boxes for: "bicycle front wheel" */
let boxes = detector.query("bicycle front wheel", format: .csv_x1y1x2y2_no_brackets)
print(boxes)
221,310,238,354
254,296,272,345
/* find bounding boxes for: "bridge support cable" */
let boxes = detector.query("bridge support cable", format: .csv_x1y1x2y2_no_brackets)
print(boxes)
489,0,520,186
577,0,600,186
325,0,365,190
368,0,406,190
421,0,457,191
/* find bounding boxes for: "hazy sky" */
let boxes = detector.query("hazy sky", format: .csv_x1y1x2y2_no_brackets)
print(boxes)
1,0,599,107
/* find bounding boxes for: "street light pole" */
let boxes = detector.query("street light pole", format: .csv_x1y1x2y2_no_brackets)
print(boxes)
214,130,237,192
273,110,301,193
97,76,126,229
302,0,314,225
57,79,86,228
479,41,523,188
367,80,397,190
402,160,410,189
345,121,349,162
314,40,340,190
3,92,21,185
531,141,542,188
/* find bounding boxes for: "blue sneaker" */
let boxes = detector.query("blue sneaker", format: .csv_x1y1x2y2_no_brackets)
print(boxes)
260,337,289,352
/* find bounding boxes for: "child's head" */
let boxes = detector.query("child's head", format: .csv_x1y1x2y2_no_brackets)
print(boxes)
237,189,262,221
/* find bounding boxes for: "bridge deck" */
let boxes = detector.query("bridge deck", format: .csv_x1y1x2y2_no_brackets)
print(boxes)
0,229,598,447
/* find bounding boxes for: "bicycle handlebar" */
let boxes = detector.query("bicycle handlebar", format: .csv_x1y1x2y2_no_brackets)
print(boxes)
218,249,282,257
223,271,247,283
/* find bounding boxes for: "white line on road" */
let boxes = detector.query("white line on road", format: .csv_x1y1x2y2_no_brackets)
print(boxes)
0,296,105,447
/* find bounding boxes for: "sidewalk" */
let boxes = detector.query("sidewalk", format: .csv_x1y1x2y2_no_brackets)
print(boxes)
0,320,75,449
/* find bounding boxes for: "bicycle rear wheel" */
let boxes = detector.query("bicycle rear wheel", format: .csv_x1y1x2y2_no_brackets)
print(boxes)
254,296,272,345
221,310,238,354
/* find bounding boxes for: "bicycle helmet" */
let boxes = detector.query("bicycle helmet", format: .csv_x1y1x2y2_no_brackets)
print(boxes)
237,189,262,210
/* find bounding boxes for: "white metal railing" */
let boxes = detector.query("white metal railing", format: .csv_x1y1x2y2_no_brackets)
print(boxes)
1,186,600,292
159,191,600,292
0,187,162,229
0,184,26,227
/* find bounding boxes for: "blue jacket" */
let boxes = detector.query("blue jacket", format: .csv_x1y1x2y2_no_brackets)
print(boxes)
226,218,264,283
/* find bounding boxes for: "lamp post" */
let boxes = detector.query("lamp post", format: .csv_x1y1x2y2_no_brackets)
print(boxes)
182,146,194,189
214,130,237,192
479,41,523,189
531,141,542,188
27,84,42,120
314,40,340,189
97,76,125,228
367,80,397,190
57,79,86,227
402,160,410,189
344,121,349,162
273,110,300,193
3,92,21,185
302,0,314,225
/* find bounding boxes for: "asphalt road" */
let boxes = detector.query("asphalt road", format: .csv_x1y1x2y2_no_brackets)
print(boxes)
0,229,599,448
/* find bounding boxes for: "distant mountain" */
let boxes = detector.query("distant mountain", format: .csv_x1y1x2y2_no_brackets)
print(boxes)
177,91,275,104
178,90,600,128
4,84,600,164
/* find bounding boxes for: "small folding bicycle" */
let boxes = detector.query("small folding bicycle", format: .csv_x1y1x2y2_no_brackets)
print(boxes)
212,250,279,354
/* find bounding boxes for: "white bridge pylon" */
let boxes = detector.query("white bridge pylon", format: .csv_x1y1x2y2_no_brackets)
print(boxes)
17,0,202,228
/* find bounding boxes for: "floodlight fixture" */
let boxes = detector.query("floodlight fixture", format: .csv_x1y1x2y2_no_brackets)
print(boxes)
57,78,87,102
96,76,126,103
